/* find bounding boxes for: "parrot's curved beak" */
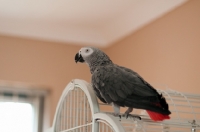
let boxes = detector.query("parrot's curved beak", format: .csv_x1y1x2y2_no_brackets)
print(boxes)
75,53,85,63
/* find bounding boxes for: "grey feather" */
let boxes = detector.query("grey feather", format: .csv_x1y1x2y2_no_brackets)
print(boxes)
75,47,171,115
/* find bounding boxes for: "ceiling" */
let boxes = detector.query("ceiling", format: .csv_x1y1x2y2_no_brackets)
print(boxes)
0,0,188,47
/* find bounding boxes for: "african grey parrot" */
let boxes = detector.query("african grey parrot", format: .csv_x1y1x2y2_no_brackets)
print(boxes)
75,47,171,121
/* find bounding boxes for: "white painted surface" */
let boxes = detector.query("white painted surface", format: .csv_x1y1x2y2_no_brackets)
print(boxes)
0,0,188,47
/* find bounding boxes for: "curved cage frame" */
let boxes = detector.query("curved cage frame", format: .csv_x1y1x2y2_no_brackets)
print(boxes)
47,79,200,132
48,79,124,132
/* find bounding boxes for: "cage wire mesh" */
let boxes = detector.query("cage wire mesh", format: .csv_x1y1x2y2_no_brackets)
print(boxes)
96,119,116,132
48,79,200,132
55,87,93,132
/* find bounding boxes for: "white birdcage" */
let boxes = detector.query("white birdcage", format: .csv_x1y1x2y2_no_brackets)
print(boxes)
47,79,200,132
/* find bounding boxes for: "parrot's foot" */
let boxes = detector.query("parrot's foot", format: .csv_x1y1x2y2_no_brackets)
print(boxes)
111,112,141,120
122,113,141,120
112,113,122,118
122,107,141,120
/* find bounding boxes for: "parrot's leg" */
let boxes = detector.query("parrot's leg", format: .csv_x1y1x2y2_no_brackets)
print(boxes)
123,107,141,120
125,107,133,115
111,103,121,117
122,107,133,119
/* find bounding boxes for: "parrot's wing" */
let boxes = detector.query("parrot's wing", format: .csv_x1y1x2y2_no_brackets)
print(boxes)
117,65,159,96
92,65,159,104
91,83,107,103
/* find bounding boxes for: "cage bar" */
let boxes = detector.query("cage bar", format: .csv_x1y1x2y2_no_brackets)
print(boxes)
47,79,200,132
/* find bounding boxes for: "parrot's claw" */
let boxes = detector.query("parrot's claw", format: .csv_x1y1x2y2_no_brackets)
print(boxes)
111,112,141,120
122,113,141,120
111,113,122,119
122,112,129,119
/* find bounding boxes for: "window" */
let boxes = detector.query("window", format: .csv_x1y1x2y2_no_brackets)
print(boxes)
0,85,47,132
0,102,34,132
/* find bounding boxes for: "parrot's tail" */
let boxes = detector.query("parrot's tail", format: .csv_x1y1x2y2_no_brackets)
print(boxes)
146,95,171,121
125,94,171,121
146,110,170,121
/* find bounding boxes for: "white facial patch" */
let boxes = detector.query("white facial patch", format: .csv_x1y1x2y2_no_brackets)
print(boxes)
80,47,93,58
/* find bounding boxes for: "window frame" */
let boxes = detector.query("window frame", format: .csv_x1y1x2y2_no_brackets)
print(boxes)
0,84,48,132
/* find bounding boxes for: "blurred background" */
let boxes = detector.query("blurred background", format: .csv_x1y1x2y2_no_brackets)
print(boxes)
0,0,200,132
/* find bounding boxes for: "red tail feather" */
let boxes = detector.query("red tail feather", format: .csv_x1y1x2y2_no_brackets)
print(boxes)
146,110,170,121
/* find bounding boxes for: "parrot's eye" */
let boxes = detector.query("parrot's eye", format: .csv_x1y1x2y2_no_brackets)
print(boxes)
86,49,89,52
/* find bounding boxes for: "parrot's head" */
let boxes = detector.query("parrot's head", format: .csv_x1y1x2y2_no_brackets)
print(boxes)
75,47,112,66
75,47,94,63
